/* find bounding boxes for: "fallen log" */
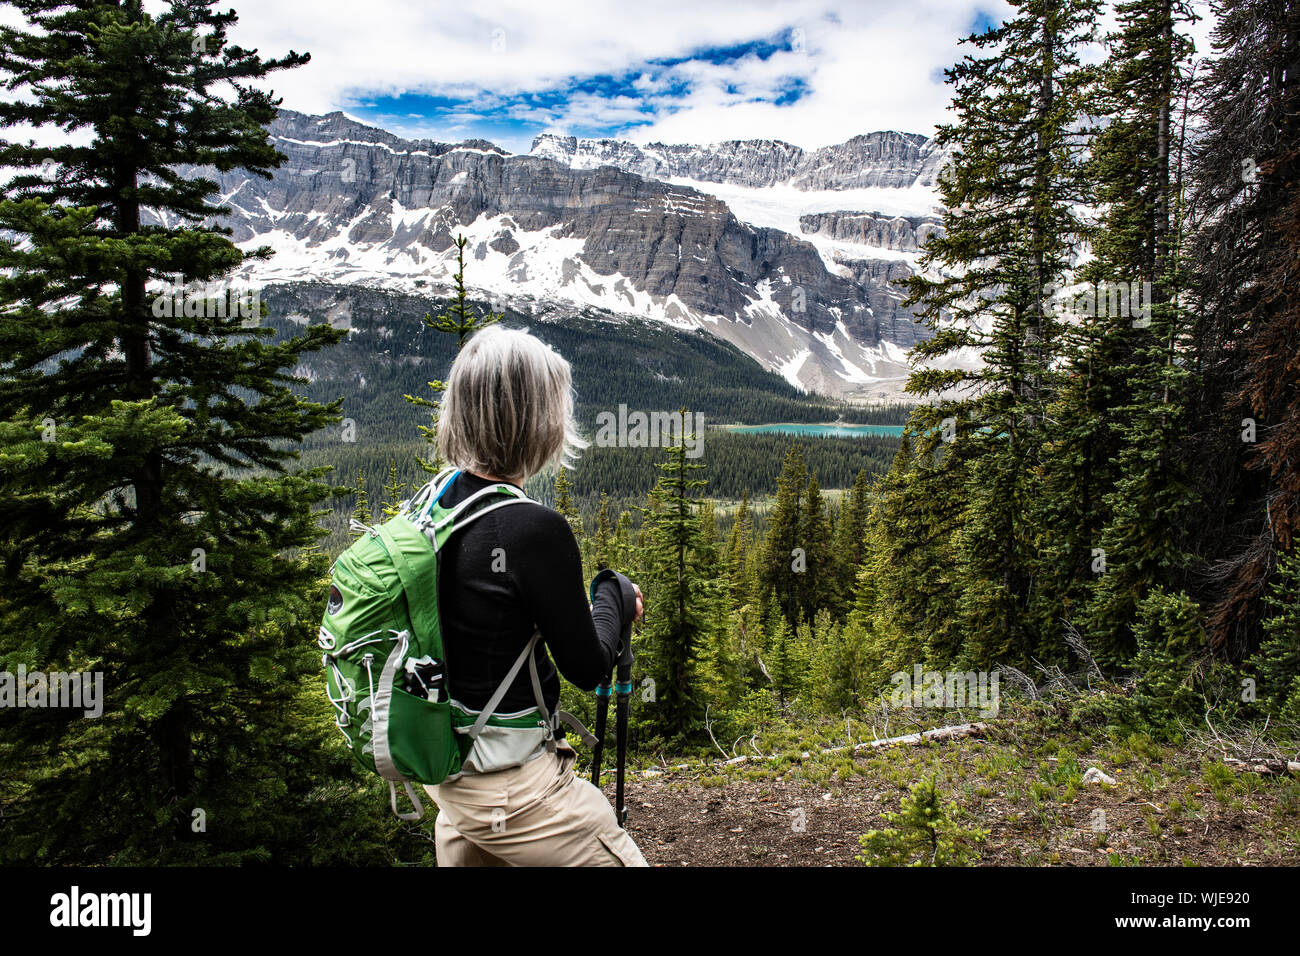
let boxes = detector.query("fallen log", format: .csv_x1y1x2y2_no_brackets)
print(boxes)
635,722,989,777
847,722,989,754
1221,756,1300,775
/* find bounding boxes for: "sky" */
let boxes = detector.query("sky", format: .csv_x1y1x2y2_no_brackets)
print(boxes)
162,0,1016,152
3,1,1219,155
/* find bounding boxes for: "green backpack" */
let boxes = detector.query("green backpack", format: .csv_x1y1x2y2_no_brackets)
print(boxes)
318,468,591,820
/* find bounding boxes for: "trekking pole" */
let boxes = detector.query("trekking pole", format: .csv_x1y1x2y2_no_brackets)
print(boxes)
588,570,638,824
590,676,611,787
587,569,621,787
614,624,635,828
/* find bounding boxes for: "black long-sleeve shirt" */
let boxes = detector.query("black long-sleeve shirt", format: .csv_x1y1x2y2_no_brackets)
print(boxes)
435,471,621,717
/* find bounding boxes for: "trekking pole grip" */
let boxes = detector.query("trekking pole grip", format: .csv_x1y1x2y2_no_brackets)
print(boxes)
589,569,638,668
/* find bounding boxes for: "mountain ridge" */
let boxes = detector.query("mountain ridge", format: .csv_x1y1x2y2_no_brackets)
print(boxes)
528,129,948,191
171,108,964,401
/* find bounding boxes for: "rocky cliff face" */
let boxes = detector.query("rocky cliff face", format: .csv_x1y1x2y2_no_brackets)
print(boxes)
176,109,949,400
799,211,944,252
531,131,949,190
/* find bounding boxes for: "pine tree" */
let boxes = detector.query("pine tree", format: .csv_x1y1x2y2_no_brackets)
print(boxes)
0,0,352,862
902,0,1100,667
404,233,500,474
639,410,708,743
1186,0,1300,658
759,444,806,626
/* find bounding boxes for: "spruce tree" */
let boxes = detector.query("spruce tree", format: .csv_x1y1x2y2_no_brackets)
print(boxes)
834,468,871,613
380,460,407,517
1247,549,1300,719
695,499,741,714
1186,0,1300,657
614,509,635,575
727,490,753,596
771,616,811,711
350,471,373,533
1076,0,1198,661
0,0,353,862
799,471,836,623
759,443,806,625
902,0,1100,667
554,466,583,536
639,411,707,743
862,427,970,671
813,612,872,713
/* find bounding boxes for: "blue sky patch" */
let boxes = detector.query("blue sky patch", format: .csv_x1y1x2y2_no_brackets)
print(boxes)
970,9,999,35
347,30,813,152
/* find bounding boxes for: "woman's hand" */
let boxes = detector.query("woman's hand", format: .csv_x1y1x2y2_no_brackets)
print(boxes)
588,572,643,621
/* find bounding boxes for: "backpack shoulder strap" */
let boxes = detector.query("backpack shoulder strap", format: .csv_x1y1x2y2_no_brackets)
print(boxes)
403,467,460,520
467,630,541,742
422,481,534,549
374,521,439,648
465,629,598,751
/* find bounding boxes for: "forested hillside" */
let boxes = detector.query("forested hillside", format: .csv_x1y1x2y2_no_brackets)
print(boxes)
263,281,906,548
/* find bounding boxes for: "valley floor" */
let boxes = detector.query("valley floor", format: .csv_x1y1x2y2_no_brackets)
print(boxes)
604,708,1300,867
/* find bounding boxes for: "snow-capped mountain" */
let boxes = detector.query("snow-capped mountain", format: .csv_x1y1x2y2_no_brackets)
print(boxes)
529,130,949,191
186,109,957,401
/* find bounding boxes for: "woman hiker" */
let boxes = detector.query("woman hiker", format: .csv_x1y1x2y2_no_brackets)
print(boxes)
423,324,649,867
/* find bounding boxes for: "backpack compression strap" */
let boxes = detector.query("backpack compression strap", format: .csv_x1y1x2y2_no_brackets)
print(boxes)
403,480,598,755
463,630,597,751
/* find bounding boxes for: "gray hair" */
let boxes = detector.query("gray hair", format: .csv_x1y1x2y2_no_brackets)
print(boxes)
436,325,587,481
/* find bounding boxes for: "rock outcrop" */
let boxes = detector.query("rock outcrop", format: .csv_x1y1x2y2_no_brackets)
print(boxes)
531,131,950,190
800,210,944,252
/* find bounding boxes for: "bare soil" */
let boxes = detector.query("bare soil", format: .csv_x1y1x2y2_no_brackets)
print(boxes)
602,719,1300,867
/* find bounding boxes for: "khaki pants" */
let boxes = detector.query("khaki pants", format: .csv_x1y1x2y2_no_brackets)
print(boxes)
424,742,648,867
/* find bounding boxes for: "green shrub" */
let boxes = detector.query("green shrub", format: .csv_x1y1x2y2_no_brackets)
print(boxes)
857,777,987,866
1109,588,1208,735
1245,549,1300,720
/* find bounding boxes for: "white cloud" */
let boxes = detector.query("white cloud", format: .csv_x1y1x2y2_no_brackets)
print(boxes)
4,1,1221,155
169,0,1011,150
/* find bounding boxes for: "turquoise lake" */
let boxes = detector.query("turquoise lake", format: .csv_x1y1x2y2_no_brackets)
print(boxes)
722,423,905,438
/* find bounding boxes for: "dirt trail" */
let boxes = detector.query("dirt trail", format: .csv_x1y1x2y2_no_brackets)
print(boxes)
600,727,1300,867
